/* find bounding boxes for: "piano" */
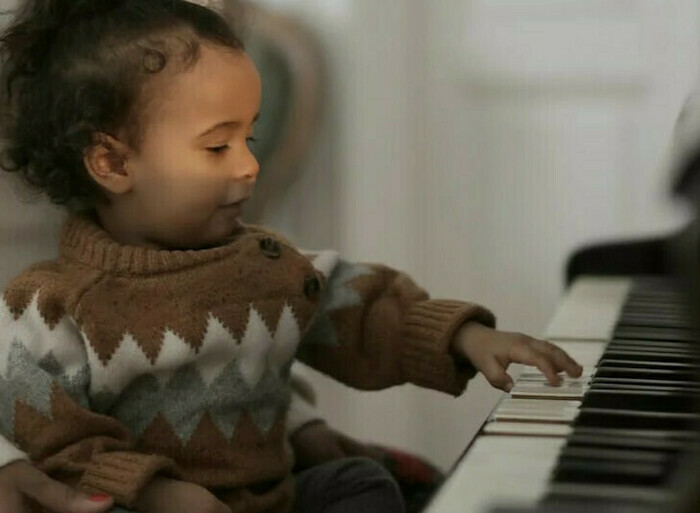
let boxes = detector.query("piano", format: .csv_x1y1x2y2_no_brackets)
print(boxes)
425,275,699,513
425,97,700,513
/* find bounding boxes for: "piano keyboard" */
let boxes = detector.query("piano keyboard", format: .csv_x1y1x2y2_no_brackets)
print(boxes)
426,276,700,513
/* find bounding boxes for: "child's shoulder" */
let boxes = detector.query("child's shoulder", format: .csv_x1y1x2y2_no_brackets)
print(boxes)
5,258,65,289
3,258,100,322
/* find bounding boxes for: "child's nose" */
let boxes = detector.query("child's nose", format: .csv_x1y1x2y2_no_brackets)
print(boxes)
234,150,259,182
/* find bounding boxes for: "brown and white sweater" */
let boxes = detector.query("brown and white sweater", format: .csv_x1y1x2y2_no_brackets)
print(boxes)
0,213,495,513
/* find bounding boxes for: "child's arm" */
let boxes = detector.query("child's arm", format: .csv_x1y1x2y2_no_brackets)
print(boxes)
296,252,579,395
0,289,177,509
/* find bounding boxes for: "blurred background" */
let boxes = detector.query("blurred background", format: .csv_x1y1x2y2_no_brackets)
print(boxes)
1,0,699,472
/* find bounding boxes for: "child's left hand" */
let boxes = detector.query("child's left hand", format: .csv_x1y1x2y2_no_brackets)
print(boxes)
450,322,583,392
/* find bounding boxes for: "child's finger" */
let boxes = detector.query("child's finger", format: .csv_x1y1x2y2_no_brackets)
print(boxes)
531,339,583,377
550,346,583,377
510,342,561,386
479,358,514,392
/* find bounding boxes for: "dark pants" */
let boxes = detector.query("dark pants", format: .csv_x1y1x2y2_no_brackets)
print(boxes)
292,457,405,513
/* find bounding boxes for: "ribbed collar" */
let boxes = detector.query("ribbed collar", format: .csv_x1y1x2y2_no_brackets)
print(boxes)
59,213,244,275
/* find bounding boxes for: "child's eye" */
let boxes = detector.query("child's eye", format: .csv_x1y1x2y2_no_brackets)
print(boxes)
246,136,257,145
207,145,229,154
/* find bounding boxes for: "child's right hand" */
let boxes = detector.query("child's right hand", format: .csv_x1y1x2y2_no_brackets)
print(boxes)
0,460,114,513
133,476,231,513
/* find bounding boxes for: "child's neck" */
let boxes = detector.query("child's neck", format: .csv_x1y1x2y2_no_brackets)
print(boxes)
89,206,242,251
92,207,164,250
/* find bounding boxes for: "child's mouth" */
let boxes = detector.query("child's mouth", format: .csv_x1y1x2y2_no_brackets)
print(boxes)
220,198,248,216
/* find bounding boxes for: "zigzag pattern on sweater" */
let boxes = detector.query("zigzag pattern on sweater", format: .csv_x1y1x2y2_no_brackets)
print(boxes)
0,292,91,438
83,305,301,397
0,291,303,442
0,340,91,439
93,357,291,440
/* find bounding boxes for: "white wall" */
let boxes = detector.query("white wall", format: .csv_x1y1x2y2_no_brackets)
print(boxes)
1,0,699,472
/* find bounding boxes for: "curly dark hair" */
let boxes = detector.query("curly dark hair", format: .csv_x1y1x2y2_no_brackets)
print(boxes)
0,0,244,210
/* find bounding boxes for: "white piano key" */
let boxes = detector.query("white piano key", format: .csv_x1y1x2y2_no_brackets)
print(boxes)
510,380,588,399
518,365,596,381
482,421,574,437
492,399,580,423
492,412,578,423
544,277,631,341
498,398,581,411
425,436,566,513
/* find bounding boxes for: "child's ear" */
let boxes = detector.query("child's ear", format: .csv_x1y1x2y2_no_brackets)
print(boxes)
83,132,134,195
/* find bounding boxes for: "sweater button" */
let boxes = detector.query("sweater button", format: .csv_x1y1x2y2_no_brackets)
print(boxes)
259,237,281,258
303,276,321,300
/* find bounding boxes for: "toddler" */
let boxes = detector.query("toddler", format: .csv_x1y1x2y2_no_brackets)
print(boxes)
0,1,581,512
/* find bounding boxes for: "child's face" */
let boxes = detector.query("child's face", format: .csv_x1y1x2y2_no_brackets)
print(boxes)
110,44,262,249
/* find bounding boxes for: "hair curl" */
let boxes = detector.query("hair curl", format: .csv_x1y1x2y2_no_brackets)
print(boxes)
0,0,244,210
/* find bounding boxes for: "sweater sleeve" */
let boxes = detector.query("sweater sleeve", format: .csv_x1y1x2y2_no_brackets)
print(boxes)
296,252,496,396
0,291,175,508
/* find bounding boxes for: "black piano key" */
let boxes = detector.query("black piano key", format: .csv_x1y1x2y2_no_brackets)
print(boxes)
622,298,688,307
624,301,687,311
559,446,673,464
605,341,699,354
589,382,700,394
596,359,700,371
581,390,699,412
566,432,686,453
621,306,689,316
594,366,700,381
616,315,693,329
618,309,691,317
591,377,700,390
624,298,687,308
545,483,672,510
574,408,700,430
607,338,698,350
624,295,687,304
613,326,696,342
600,350,699,363
552,459,668,486
571,426,697,443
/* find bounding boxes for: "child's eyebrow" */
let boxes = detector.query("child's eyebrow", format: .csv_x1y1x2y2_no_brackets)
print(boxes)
197,112,260,138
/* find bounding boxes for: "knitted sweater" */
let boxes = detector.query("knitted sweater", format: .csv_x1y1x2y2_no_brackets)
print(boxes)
0,214,495,513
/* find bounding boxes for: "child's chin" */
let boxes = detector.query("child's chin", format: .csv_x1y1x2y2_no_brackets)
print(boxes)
199,219,243,248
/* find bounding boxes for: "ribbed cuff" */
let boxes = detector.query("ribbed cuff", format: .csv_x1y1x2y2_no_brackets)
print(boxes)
401,300,496,396
78,452,175,507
